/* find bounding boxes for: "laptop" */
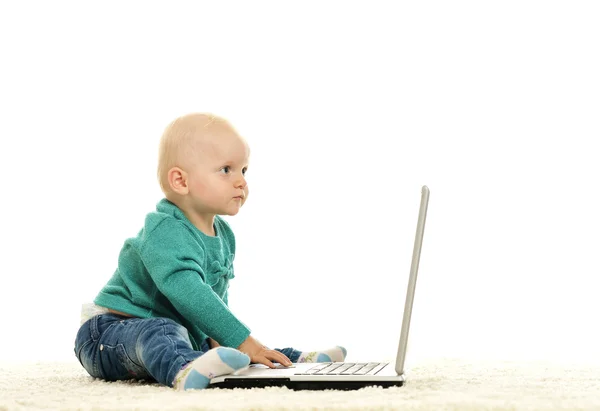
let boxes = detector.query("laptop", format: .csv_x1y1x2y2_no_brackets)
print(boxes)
210,185,430,390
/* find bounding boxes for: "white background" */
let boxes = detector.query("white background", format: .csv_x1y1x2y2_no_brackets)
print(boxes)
0,1,598,366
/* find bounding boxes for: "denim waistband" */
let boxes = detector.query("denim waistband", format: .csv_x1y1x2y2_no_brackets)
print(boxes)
89,313,130,342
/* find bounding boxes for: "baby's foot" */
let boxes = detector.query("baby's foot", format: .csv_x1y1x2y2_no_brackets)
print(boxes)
173,347,250,391
298,346,347,363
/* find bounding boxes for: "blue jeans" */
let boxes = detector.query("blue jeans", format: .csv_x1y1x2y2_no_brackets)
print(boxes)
74,313,301,387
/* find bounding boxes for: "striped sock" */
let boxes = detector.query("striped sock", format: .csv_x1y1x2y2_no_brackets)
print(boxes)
173,347,250,391
298,346,347,363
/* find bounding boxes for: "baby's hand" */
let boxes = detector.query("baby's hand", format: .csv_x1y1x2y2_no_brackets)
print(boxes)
237,335,292,368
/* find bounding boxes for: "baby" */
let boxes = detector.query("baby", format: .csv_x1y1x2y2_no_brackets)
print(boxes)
74,113,346,390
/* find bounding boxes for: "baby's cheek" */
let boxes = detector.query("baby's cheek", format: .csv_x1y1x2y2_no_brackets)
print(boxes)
192,179,208,192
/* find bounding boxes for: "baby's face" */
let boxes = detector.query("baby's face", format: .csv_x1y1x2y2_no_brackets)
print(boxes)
186,130,250,216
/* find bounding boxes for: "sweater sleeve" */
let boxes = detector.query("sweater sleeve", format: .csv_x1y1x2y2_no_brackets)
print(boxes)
139,219,250,348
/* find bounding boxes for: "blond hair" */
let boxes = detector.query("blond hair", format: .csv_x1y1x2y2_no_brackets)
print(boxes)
157,113,232,194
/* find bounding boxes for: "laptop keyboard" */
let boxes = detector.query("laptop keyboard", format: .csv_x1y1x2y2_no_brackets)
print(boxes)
294,362,388,376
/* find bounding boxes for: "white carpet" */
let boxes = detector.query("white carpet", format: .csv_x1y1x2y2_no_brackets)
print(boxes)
1,358,599,411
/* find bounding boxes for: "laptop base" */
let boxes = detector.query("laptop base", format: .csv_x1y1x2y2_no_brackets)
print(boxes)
210,378,405,391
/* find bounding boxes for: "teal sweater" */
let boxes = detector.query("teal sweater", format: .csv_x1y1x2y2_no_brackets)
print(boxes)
94,199,251,350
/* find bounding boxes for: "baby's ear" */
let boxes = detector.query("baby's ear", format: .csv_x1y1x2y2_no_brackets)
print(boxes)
168,167,189,194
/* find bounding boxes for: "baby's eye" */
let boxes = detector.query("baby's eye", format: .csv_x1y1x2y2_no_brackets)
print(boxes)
220,166,248,176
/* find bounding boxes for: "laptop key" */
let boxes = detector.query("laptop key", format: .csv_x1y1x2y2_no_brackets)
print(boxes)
353,363,380,375
302,363,332,375
340,363,366,375
327,363,354,375
315,363,344,374
367,363,388,375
